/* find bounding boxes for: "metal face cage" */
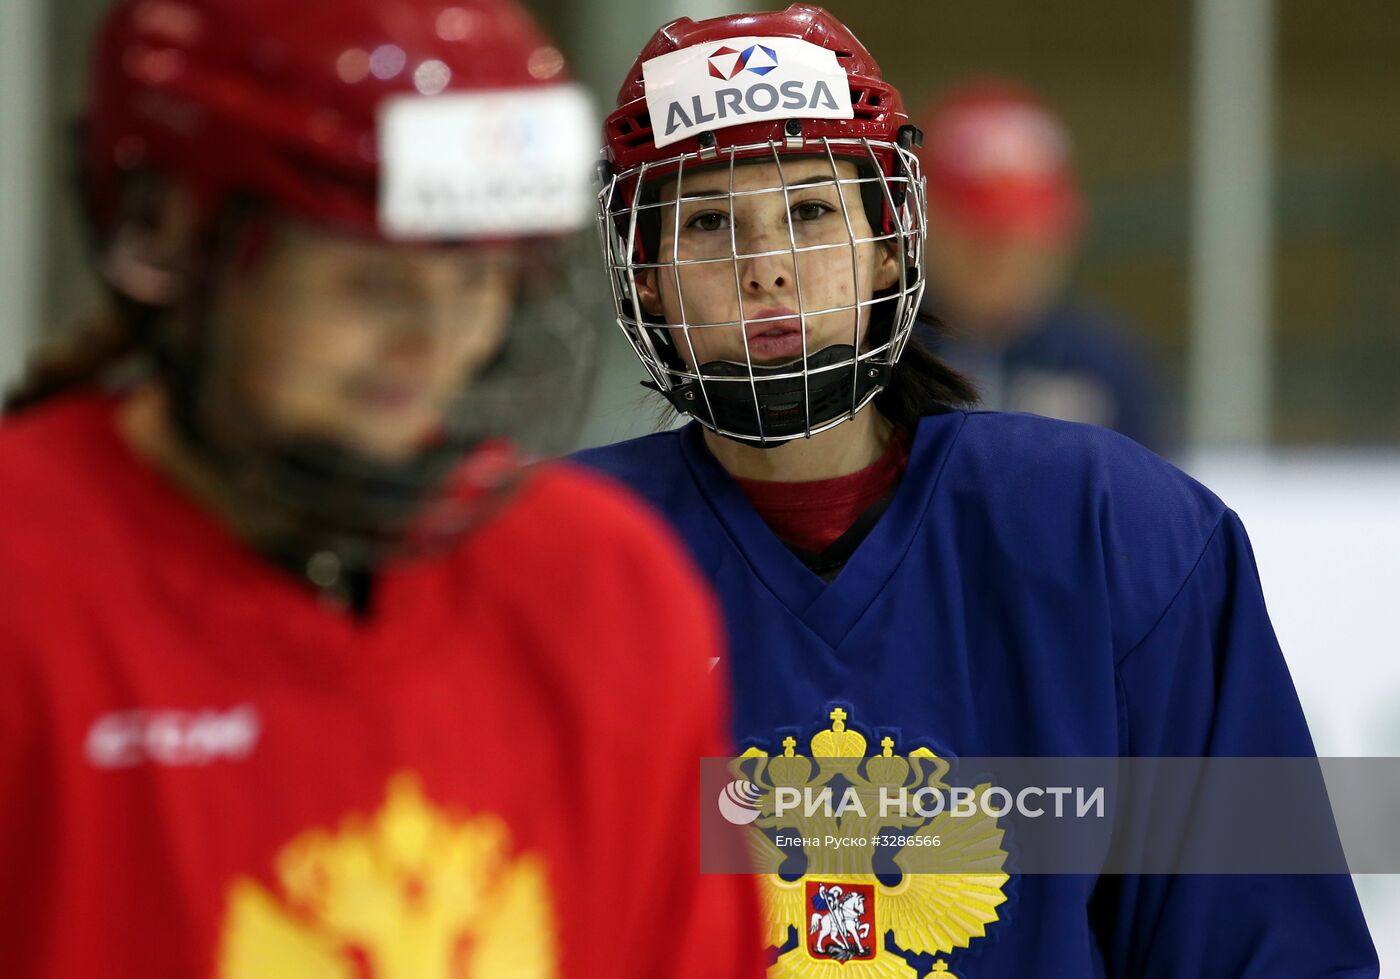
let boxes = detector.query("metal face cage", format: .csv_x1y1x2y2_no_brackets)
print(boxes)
599,135,927,445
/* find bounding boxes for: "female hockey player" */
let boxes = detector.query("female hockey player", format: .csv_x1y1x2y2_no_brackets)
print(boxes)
580,4,1378,976
0,0,762,975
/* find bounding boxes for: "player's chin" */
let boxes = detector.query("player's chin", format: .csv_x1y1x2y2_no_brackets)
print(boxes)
746,345,809,367
323,408,445,464
805,313,864,349
674,328,743,369
348,430,437,465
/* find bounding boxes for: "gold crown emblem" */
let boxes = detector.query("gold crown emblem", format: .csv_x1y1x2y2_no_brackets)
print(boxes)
809,707,867,758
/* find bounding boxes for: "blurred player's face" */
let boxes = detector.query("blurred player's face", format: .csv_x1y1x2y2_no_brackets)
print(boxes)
925,203,1072,339
636,158,900,368
215,225,519,464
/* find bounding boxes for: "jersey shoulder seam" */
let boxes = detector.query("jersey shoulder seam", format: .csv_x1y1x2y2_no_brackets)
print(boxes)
1113,508,1231,668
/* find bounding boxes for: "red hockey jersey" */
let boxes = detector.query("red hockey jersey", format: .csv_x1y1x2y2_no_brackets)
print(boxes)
0,394,762,978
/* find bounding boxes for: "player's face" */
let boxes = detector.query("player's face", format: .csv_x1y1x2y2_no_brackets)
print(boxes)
925,203,1072,336
636,157,901,368
216,225,519,463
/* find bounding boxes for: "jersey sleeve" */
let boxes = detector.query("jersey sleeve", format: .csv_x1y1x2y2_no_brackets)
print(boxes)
1090,509,1378,976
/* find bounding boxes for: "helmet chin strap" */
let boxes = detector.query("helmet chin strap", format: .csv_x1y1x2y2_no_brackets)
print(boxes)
647,344,891,446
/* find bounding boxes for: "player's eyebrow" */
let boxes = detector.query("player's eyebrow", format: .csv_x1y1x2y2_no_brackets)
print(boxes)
675,186,727,201
674,174,842,202
787,174,841,188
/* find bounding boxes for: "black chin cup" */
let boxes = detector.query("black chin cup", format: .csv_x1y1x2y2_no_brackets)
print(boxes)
647,345,891,444
158,341,488,571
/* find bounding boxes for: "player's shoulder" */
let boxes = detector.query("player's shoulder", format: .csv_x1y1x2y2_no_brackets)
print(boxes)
0,395,126,672
572,427,686,482
947,408,1223,531
570,426,697,513
0,391,103,458
939,411,1229,637
0,393,117,532
474,458,724,689
516,457,680,541
488,456,709,594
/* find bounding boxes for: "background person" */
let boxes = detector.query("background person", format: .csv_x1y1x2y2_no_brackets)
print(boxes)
917,80,1171,454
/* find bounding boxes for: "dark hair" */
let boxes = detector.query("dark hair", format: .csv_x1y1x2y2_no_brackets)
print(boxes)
873,310,979,427
5,162,174,415
4,304,147,415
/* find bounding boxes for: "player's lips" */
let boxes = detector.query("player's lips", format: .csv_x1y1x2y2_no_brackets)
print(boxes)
744,308,806,361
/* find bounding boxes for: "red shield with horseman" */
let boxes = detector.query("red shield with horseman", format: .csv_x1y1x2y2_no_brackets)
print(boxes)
805,880,876,962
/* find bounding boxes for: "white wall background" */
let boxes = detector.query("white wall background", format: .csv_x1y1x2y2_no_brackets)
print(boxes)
1187,450,1400,970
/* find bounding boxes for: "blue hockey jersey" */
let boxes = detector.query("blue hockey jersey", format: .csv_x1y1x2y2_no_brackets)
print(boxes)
575,409,1378,978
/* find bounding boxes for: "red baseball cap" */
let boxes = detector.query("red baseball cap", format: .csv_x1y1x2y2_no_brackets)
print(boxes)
917,80,1083,242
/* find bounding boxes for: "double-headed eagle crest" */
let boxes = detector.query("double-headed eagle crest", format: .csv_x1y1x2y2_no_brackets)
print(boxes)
217,774,558,978
736,707,1010,978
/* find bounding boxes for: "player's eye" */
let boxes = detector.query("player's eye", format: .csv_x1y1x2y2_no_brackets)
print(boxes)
684,211,729,233
792,200,835,222
343,268,417,303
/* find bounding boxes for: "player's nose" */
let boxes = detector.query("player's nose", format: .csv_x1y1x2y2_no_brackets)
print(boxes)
736,229,796,296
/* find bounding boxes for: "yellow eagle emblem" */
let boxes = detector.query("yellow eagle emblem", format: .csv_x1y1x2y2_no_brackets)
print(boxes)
738,708,1010,978
217,774,558,979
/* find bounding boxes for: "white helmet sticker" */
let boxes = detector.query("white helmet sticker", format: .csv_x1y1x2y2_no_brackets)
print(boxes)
378,84,596,240
641,36,854,150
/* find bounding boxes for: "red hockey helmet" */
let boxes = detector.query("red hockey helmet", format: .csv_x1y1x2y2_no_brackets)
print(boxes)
85,0,592,241
597,5,928,445
603,4,912,187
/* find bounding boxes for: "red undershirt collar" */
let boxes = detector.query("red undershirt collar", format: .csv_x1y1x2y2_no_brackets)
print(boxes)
732,428,912,554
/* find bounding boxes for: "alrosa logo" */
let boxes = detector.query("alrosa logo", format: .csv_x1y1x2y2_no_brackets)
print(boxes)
707,43,778,80
662,50,843,140
642,36,854,149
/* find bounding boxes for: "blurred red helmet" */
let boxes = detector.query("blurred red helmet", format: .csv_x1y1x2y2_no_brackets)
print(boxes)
84,0,587,241
77,0,599,568
917,80,1083,243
